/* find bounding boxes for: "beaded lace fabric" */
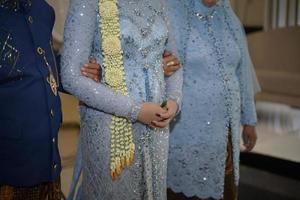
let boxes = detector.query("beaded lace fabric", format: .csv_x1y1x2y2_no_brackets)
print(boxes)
166,0,257,199
61,0,182,199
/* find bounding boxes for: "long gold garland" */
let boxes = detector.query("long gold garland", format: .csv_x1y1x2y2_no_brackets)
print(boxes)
99,0,135,180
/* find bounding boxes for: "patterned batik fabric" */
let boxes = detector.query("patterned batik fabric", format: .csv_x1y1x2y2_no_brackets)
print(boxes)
0,177,63,200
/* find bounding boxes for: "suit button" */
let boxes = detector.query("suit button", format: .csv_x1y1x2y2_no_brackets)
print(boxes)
28,16,33,24
50,109,55,118
52,137,56,143
37,47,44,55
53,164,57,169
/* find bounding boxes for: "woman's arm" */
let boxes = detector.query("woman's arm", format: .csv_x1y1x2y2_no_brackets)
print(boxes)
61,0,141,122
223,1,258,126
236,28,257,126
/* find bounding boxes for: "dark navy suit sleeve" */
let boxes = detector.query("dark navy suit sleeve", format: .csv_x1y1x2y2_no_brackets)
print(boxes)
55,54,67,93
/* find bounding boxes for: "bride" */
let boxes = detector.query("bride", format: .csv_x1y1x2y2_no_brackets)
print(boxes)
61,0,182,199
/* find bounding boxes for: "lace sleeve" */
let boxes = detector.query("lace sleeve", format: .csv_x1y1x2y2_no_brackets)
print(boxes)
163,0,185,111
61,0,142,122
223,1,258,125
236,27,258,126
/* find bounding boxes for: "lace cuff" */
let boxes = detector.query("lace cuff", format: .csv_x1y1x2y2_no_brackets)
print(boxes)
167,91,182,114
128,101,143,123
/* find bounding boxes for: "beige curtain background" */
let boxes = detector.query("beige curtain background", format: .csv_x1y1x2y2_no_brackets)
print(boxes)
46,0,70,49
230,0,264,27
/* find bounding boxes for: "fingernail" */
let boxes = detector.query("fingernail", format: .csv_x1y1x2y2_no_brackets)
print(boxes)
82,72,87,76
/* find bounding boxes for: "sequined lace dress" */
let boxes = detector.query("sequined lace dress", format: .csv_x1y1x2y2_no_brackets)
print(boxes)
166,0,257,199
61,0,182,199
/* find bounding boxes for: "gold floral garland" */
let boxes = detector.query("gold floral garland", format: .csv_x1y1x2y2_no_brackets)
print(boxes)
99,0,135,180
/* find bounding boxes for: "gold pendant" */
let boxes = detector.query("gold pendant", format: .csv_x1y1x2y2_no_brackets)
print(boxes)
47,73,58,96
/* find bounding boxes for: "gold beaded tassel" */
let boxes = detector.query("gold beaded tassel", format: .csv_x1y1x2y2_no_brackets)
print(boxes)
99,0,135,180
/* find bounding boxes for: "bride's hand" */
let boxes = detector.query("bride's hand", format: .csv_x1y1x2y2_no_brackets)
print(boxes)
138,102,166,126
152,100,178,128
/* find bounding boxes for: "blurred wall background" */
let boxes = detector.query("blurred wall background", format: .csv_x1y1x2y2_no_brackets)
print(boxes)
231,0,265,27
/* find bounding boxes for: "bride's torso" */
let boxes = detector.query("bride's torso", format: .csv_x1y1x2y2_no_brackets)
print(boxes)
92,0,169,103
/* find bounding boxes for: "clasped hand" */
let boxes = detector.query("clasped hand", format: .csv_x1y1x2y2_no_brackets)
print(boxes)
80,56,178,129
138,100,178,129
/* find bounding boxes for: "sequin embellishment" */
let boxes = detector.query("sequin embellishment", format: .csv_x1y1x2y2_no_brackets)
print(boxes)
0,0,32,12
99,0,135,180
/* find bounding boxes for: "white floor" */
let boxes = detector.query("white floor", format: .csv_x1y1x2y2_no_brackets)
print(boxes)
253,101,300,162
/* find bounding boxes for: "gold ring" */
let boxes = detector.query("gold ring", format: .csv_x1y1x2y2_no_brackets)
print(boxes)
167,61,175,67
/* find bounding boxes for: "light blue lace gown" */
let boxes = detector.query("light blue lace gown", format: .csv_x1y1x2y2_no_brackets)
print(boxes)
166,0,257,199
61,0,182,199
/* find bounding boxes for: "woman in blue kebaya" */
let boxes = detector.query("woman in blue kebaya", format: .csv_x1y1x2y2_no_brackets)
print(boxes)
61,0,182,199
165,0,260,199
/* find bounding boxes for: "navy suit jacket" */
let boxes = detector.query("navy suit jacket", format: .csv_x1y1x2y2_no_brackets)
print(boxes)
0,0,62,186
